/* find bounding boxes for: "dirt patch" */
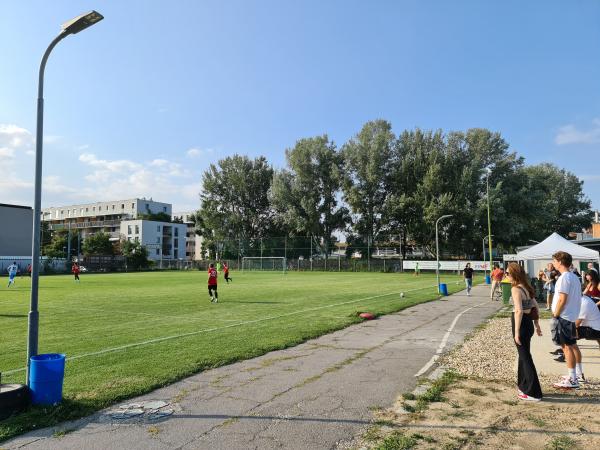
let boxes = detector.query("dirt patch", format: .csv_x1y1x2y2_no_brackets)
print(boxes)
367,378,600,449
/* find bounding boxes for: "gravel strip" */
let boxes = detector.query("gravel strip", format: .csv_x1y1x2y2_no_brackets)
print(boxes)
442,315,600,394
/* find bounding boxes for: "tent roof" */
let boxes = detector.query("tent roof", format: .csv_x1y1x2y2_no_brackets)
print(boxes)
515,232,600,261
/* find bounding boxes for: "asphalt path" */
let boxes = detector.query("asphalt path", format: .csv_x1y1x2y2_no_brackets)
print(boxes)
4,284,501,450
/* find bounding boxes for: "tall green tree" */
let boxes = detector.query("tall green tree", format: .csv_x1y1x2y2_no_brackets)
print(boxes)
342,120,396,251
271,135,349,260
120,239,150,269
43,229,78,259
198,155,274,258
82,232,113,256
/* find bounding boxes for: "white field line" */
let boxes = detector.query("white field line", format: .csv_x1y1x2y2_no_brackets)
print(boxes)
4,284,439,376
414,301,487,377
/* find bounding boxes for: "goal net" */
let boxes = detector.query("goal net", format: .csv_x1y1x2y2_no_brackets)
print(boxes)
241,257,287,272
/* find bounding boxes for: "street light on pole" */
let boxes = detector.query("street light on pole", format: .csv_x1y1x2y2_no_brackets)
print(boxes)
27,10,103,385
486,168,493,274
436,214,453,294
482,234,494,278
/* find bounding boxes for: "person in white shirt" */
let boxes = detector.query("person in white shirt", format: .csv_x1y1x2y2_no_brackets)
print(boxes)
564,295,600,384
551,251,583,389
7,262,18,288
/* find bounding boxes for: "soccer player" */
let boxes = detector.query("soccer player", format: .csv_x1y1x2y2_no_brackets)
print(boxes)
208,263,218,303
223,261,232,283
72,262,81,282
490,263,504,300
414,262,420,276
7,261,18,287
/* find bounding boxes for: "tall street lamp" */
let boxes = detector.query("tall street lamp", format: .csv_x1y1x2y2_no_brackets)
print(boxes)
27,11,104,384
482,234,494,279
486,168,493,273
436,214,453,293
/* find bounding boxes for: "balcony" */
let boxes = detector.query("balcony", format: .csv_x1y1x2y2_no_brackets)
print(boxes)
48,219,122,230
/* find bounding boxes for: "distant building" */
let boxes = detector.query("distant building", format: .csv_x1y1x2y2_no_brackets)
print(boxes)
42,198,183,261
173,212,204,260
0,203,33,257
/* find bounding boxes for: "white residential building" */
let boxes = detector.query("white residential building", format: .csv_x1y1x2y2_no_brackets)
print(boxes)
42,198,184,261
120,220,186,261
173,212,204,260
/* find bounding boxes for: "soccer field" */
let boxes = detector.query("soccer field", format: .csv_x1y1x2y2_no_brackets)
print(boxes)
0,270,464,438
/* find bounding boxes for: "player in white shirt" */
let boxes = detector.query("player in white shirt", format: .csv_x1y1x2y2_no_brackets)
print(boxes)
564,295,600,384
7,262,18,287
551,251,583,389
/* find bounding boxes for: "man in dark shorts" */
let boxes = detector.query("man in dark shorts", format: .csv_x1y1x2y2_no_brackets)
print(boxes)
551,251,583,389
208,263,218,303
223,261,232,283
463,263,474,296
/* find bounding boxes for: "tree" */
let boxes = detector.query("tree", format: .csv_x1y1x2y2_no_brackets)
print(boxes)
271,135,349,262
82,232,113,256
121,239,150,269
197,155,274,258
43,229,78,259
342,120,396,251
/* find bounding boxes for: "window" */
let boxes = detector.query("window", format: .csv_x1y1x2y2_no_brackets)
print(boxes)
174,238,178,247
112,204,115,210
60,210,64,216
156,237,160,243
93,207,96,212
145,203,149,209
128,225,132,234
163,206,167,212
135,225,139,234
80,209,84,215
67,210,71,217
156,249,160,255
135,237,139,242
121,204,125,209
85,208,89,212
157,225,161,232
131,203,135,209
174,228,178,237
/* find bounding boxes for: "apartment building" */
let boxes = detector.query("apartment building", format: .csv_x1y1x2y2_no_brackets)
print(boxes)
41,198,184,261
121,220,186,261
173,212,204,260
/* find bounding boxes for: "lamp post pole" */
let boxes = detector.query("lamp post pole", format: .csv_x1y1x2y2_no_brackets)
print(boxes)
27,11,103,385
486,170,493,271
435,214,453,294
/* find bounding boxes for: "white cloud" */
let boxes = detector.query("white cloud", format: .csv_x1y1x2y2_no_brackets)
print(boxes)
186,147,213,158
79,153,141,172
43,135,61,144
150,159,169,167
555,118,600,145
44,176,76,194
0,124,34,157
76,144,90,151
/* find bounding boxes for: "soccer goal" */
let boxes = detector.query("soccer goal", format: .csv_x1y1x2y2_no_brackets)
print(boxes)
241,257,287,272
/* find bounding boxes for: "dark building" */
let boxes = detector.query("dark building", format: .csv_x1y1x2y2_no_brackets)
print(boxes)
0,203,33,256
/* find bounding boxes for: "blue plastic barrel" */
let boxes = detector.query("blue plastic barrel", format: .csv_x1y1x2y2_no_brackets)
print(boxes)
485,275,491,285
29,353,66,405
439,283,448,296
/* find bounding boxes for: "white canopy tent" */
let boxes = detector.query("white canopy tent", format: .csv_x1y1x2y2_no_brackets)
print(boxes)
515,232,600,263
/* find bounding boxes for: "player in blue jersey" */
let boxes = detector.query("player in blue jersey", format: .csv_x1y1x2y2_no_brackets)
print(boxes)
7,262,18,287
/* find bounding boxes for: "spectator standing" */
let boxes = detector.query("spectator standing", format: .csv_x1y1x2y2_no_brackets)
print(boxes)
582,269,600,307
551,251,583,390
507,262,543,401
463,263,474,297
490,263,504,300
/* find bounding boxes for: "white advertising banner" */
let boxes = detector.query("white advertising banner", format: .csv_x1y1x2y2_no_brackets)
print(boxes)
403,260,490,271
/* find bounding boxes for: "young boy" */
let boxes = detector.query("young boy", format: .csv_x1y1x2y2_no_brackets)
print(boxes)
223,261,232,283
7,262,18,287
208,263,218,303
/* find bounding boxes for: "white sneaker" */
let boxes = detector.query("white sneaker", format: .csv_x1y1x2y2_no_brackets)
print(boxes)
553,377,580,389
518,392,541,402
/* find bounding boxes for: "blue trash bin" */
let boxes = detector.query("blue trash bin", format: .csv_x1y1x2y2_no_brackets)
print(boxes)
29,353,66,405
485,275,491,285
439,283,448,296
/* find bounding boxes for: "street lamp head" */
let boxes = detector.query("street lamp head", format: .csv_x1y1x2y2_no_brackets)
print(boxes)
61,11,103,35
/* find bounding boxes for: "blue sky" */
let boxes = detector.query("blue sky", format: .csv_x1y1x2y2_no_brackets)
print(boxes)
1,0,599,212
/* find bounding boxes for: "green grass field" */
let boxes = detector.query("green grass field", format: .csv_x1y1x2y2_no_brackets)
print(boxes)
0,270,465,441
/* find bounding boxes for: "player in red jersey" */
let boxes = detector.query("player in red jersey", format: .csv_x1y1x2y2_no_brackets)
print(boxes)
208,263,218,303
72,262,81,282
223,261,232,283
